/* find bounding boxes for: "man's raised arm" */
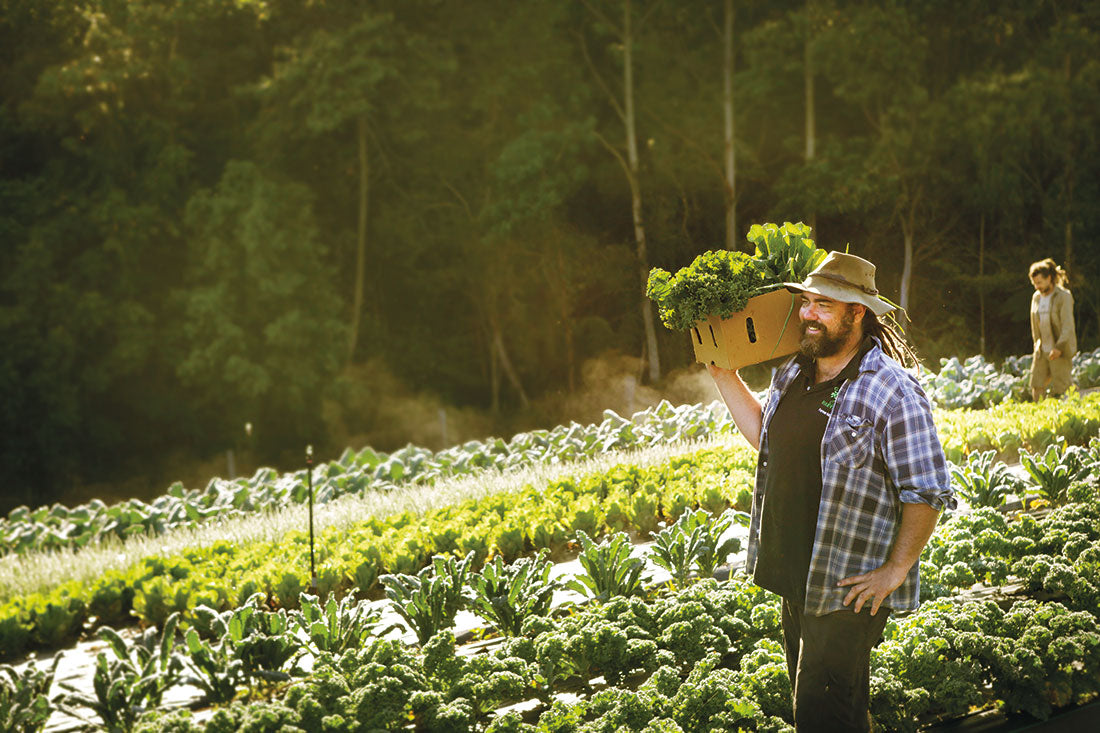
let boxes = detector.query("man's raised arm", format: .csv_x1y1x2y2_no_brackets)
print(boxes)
706,364,764,451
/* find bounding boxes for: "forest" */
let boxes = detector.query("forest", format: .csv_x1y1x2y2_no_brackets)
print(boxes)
1,0,1098,509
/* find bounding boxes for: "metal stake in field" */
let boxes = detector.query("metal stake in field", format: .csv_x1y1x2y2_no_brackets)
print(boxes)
306,445,317,592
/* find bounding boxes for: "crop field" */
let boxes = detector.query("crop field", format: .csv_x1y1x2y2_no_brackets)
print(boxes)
3,368,1100,732
8,1,1100,729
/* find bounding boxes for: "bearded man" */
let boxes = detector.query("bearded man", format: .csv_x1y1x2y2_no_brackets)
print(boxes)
707,252,955,732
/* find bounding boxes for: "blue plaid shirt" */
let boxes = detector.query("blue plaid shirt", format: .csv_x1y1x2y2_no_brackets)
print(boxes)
745,340,956,615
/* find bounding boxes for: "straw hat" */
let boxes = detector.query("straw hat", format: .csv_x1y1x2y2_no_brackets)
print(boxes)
785,251,896,316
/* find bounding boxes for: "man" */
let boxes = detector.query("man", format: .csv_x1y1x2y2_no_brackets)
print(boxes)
707,251,955,732
1028,258,1076,401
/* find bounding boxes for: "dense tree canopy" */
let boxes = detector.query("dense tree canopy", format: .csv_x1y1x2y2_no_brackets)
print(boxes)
2,0,1098,507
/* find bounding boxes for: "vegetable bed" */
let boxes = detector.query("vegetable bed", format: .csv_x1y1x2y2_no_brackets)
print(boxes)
12,472,1096,732
4,391,1100,665
4,375,1100,731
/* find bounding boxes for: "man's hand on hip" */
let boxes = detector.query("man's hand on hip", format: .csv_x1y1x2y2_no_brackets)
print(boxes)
837,564,909,616
839,503,941,615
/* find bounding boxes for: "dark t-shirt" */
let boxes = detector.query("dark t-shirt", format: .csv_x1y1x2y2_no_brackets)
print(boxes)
753,338,873,604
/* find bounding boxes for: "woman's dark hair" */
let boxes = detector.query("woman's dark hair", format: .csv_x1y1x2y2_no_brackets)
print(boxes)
1029,258,1069,288
863,311,919,369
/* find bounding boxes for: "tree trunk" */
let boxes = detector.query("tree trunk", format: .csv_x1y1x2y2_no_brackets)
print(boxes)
1063,143,1074,277
804,19,816,234
581,0,660,382
897,187,921,317
900,225,913,314
557,248,577,393
1063,51,1074,278
620,0,660,383
979,213,986,357
493,326,530,408
565,322,576,393
723,0,736,250
489,331,500,414
347,114,369,363
1065,220,1073,277
897,197,915,314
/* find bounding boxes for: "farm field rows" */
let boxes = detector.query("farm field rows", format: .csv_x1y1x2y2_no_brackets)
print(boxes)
3,389,1100,732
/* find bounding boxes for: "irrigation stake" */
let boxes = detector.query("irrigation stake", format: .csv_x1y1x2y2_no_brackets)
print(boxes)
307,444,317,592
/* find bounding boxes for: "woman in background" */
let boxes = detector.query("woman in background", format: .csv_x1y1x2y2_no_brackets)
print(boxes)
1028,258,1077,401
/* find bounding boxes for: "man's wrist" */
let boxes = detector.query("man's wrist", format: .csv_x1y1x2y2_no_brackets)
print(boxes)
882,559,914,580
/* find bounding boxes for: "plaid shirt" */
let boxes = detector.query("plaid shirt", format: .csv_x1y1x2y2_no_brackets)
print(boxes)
745,340,956,616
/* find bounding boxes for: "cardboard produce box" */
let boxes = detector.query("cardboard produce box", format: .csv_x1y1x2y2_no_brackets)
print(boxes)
689,289,802,370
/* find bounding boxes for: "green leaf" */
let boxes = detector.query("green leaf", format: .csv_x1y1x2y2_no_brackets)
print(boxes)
185,628,202,655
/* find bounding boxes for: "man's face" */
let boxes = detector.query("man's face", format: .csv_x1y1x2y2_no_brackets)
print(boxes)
1031,272,1053,294
798,293,860,358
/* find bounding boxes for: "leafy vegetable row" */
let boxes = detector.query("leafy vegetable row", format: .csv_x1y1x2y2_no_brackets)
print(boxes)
142,480,1100,733
921,346,1100,410
140,599,1096,732
8,387,1100,561
0,446,757,660
0,402,735,557
51,583,1100,731
920,478,1100,616
7,577,790,733
6,506,748,732
934,389,1100,463
870,598,1100,731
949,437,1099,509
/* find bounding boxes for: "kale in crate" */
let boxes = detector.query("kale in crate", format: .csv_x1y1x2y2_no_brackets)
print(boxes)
646,249,768,332
745,221,825,285
645,221,824,332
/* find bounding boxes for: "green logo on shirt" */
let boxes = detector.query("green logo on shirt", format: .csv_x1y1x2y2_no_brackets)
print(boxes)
821,384,842,413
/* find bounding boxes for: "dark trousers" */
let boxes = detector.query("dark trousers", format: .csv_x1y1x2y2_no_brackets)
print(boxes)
781,598,890,732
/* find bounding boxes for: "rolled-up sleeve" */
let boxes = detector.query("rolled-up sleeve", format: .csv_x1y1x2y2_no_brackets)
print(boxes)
881,388,957,511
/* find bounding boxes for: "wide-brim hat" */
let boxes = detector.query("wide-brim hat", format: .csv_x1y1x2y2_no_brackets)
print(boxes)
784,251,896,316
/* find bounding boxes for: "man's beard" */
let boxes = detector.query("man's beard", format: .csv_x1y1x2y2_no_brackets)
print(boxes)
799,308,856,359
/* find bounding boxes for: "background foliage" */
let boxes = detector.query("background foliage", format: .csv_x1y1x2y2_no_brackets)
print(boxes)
2,0,1099,508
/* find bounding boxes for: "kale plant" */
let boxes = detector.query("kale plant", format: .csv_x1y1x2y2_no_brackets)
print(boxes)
469,550,559,637
1018,439,1094,507
0,654,60,733
60,614,184,732
649,518,708,590
948,450,1023,509
565,531,649,602
293,592,391,656
381,552,475,645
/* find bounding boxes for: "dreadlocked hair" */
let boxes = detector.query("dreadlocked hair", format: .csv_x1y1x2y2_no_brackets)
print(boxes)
863,311,920,370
